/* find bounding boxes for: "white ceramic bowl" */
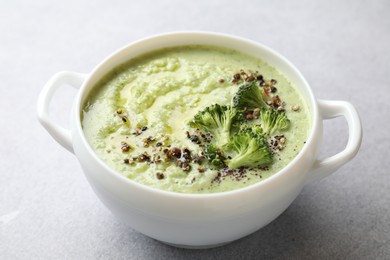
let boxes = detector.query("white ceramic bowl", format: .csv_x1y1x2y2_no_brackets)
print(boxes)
37,32,362,248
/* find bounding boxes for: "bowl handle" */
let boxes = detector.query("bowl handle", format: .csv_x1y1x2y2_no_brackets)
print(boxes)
305,99,363,184
37,71,87,154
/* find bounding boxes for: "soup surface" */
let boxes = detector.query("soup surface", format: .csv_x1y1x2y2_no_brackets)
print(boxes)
82,45,311,193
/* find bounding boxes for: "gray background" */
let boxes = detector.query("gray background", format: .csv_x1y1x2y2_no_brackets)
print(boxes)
1,0,389,259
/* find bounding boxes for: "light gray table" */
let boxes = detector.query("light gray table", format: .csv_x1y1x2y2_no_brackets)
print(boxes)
1,1,389,259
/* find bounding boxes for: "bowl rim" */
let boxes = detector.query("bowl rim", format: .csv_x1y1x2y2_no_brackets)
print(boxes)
74,30,319,199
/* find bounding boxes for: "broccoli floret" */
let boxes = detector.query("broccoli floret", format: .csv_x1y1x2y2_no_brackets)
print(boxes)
189,104,241,147
232,81,269,111
204,144,226,168
239,124,264,136
227,132,272,169
260,108,290,136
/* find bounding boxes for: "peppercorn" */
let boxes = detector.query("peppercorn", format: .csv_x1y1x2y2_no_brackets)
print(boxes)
120,142,132,152
171,147,181,158
137,153,150,162
189,135,200,144
182,148,191,160
198,167,206,173
232,73,241,83
182,163,191,172
156,172,165,180
246,75,255,82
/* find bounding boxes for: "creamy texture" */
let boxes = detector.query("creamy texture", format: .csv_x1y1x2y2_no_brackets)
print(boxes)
82,45,311,193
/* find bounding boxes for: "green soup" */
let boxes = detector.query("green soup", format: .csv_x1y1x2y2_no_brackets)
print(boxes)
82,45,311,193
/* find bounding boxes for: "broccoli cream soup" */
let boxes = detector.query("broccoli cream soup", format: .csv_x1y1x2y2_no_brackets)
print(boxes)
82,45,311,193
